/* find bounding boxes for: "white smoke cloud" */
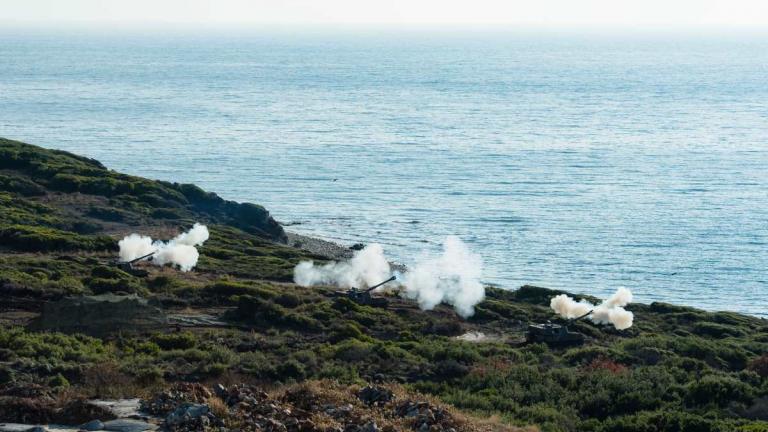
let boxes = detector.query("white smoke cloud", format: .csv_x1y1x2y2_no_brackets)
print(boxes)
293,236,485,318
400,236,485,318
117,223,210,272
294,243,392,289
550,287,634,330
550,294,593,319
590,287,633,329
152,244,200,272
118,233,154,263
171,223,210,247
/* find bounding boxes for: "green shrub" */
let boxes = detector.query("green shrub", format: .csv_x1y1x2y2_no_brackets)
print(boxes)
334,339,375,362
0,364,14,384
176,183,215,204
200,363,228,377
49,373,70,389
422,318,463,336
202,247,240,259
317,364,363,383
650,302,697,314
87,278,139,295
476,300,531,320
135,342,161,355
138,193,174,208
0,174,46,196
87,206,126,222
0,225,114,252
686,374,754,407
52,276,86,295
0,327,108,364
131,365,164,385
71,220,103,234
516,404,577,432
329,322,365,343
50,173,131,196
152,332,197,350
738,423,768,432
564,346,615,365
277,359,306,379
203,281,277,299
150,208,183,219
230,295,321,331
694,322,746,338
274,293,301,308
601,410,723,432
91,265,131,279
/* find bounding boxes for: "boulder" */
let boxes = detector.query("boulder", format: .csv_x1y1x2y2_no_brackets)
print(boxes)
57,400,118,425
80,420,105,431
102,419,155,432
357,386,394,406
164,403,209,426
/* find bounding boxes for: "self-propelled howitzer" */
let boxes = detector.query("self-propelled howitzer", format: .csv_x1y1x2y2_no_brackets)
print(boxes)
113,251,156,277
346,275,397,307
526,310,594,345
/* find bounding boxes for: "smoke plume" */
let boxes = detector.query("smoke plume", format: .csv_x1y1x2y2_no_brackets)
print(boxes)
550,287,634,330
293,236,485,318
171,223,210,247
294,243,391,289
117,223,210,272
118,234,154,263
400,236,484,318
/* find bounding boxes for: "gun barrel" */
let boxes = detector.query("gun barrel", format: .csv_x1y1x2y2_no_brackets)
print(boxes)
126,251,156,265
570,310,594,322
363,275,397,293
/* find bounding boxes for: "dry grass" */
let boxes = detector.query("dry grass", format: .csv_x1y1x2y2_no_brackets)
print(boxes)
274,380,537,432
206,395,229,419
79,362,161,399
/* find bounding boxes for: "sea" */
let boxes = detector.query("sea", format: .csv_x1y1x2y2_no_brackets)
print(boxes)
1,28,766,316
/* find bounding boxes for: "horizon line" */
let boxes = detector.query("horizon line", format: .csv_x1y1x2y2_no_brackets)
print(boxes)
2,20,768,35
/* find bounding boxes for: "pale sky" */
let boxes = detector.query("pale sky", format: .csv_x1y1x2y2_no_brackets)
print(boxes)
1,0,767,29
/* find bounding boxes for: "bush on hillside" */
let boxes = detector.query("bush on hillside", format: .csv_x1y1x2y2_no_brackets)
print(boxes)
0,225,115,252
686,374,754,408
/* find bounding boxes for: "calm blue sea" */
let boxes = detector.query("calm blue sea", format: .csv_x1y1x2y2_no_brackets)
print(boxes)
1,29,766,316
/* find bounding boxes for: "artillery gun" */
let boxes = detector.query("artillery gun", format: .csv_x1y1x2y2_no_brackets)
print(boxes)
344,276,397,308
526,310,593,345
113,251,155,277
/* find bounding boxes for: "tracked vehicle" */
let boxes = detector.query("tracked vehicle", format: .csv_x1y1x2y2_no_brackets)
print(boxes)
344,276,397,308
113,251,155,277
526,310,593,345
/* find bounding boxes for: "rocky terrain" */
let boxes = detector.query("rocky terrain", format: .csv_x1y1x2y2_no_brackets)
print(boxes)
1,138,768,432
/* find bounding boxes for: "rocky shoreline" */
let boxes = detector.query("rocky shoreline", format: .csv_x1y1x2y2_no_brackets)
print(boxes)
286,232,407,274
285,232,355,262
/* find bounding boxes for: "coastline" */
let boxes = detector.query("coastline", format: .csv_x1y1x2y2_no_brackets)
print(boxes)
286,230,409,274
2,138,768,432
285,231,355,261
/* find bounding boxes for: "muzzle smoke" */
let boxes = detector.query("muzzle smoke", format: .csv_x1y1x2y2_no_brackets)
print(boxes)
118,223,210,272
550,287,634,330
293,236,485,318
293,243,391,289
400,236,484,318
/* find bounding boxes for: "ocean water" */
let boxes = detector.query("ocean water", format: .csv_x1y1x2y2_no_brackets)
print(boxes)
1,30,766,316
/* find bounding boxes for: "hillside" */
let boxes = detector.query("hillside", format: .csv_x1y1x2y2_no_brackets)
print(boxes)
0,138,767,432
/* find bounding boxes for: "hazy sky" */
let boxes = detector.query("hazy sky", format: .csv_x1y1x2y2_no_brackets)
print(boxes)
2,0,767,29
